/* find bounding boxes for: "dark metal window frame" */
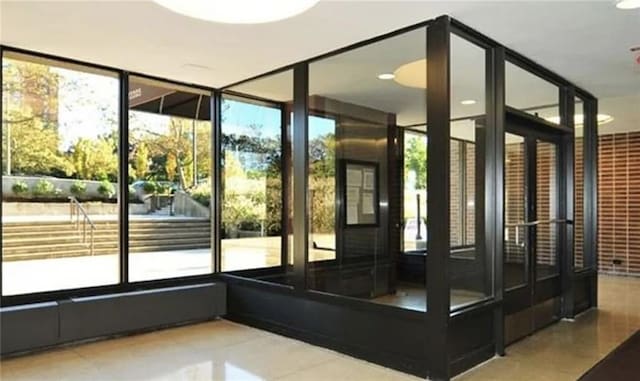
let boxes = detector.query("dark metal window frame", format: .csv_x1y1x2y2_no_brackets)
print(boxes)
1,14,599,380
0,46,219,306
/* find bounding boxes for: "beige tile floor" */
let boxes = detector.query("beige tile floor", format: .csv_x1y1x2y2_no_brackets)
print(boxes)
1,275,638,381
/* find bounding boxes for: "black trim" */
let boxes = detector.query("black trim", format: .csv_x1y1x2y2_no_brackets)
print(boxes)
426,16,451,380
292,64,309,289
119,72,129,284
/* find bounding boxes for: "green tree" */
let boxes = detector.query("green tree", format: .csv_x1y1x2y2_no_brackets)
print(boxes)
132,142,149,180
69,136,118,181
2,59,71,176
404,135,427,190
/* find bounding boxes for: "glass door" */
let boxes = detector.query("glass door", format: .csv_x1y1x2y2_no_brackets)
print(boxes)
504,124,564,345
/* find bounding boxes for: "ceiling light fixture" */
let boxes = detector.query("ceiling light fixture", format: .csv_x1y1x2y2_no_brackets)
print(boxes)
461,99,477,105
153,0,321,24
377,73,395,80
544,114,614,126
616,0,640,9
393,59,427,89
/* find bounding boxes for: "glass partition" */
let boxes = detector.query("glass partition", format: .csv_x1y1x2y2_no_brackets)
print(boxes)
127,76,212,281
506,61,560,124
221,71,292,277
2,52,120,294
449,34,491,310
307,27,427,311
574,96,585,270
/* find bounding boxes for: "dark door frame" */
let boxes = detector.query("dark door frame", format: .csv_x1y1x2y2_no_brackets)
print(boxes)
503,112,570,345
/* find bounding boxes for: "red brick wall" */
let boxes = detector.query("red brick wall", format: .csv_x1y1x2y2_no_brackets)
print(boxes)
597,132,640,275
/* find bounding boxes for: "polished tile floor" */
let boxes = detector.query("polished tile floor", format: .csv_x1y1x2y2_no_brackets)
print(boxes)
1,275,638,380
457,275,640,381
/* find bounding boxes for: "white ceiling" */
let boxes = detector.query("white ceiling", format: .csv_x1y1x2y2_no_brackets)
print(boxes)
1,0,639,133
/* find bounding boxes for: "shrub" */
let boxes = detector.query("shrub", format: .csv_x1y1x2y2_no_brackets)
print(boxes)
142,181,156,194
70,181,87,197
32,179,56,197
98,180,115,198
11,181,29,196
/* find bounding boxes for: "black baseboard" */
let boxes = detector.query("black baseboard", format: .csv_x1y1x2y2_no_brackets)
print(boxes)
1,283,226,356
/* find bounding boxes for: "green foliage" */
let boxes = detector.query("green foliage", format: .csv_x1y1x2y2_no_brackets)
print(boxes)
32,179,55,197
142,181,156,194
97,180,115,198
132,142,149,180
70,180,87,197
69,137,118,182
404,135,427,190
190,183,211,207
11,181,29,195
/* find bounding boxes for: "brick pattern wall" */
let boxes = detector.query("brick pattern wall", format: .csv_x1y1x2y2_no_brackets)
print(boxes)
598,132,640,275
450,140,476,248
536,142,558,273
450,140,462,246
505,140,525,265
575,138,584,269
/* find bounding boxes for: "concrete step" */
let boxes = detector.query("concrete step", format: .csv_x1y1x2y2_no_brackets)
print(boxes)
3,243,212,261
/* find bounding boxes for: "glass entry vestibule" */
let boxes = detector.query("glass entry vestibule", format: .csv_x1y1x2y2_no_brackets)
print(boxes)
504,113,568,344
1,15,599,381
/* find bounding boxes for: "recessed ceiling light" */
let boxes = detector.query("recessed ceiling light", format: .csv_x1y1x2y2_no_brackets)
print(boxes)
544,114,614,126
153,0,320,24
616,0,640,9
378,73,395,80
461,100,476,105
393,59,427,89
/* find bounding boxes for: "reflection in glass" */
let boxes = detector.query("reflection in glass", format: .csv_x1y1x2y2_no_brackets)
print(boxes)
536,140,559,279
307,27,427,311
449,34,490,310
574,97,585,270
2,52,119,294
128,76,212,281
309,115,337,261
221,97,283,271
506,61,560,124
504,133,526,289
403,131,427,252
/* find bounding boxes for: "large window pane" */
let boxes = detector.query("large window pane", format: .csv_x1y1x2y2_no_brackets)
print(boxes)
403,130,427,253
2,52,119,295
308,27,427,311
449,34,491,310
574,96,585,270
128,76,212,282
221,71,291,274
506,61,560,124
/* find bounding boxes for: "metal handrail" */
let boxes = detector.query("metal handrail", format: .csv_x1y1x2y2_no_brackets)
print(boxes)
68,196,96,256
505,219,572,228
505,219,572,247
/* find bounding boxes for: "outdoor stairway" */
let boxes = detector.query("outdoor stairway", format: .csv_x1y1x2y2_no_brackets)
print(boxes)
2,219,212,261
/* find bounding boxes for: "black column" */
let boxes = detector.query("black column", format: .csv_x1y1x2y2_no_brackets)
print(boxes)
212,90,222,273
292,64,309,289
426,15,451,381
560,86,575,318
488,46,506,356
118,72,129,284
584,97,598,307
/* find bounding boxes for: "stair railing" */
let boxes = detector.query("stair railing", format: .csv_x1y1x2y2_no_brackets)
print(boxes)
68,196,96,256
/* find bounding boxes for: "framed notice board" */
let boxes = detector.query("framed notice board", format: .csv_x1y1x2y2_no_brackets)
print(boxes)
342,160,379,227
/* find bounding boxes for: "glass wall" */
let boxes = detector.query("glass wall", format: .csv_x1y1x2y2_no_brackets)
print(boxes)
574,96,585,270
307,27,427,311
2,52,120,294
221,71,291,275
402,129,427,253
449,34,491,310
506,61,560,125
127,76,212,282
